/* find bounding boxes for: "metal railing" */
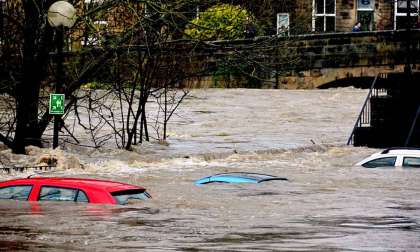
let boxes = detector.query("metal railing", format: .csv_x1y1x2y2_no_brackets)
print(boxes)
347,74,388,145
0,165,55,174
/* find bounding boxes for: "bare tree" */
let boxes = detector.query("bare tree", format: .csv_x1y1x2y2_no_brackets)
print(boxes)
0,0,197,152
0,0,302,153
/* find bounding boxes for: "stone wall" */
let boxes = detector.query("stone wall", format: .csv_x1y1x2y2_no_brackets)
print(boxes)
375,0,394,30
336,0,357,32
185,30,420,89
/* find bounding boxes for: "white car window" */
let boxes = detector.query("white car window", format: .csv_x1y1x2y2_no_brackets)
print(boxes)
403,157,420,167
362,157,397,168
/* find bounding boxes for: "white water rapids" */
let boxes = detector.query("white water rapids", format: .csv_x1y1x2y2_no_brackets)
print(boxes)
1,88,420,251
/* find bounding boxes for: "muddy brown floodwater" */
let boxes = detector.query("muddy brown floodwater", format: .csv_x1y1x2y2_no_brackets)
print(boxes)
1,88,420,251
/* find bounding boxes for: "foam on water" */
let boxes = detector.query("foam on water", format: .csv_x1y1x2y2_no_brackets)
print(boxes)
2,89,420,251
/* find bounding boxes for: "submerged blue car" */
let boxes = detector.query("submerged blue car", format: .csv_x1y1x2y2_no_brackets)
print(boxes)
194,172,288,185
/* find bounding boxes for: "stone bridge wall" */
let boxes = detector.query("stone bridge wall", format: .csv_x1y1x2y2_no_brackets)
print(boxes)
61,30,420,89
189,30,420,88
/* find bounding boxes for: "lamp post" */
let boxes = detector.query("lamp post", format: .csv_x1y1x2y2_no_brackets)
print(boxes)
47,1,76,149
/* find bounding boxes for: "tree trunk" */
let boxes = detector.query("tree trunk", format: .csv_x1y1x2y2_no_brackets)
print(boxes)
13,0,44,153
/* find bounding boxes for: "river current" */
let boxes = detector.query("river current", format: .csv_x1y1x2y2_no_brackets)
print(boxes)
1,88,420,251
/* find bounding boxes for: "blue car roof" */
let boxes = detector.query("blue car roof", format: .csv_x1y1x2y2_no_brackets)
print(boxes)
194,172,288,185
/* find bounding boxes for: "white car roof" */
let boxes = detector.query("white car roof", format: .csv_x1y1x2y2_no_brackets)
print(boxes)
380,147,420,155
356,148,420,166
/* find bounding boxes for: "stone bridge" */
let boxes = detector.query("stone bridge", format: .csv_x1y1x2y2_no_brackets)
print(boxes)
188,30,420,88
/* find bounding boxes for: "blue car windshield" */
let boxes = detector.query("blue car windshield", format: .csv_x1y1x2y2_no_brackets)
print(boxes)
217,173,276,180
194,172,288,185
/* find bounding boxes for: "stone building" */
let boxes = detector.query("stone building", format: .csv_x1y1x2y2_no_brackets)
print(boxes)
237,0,419,34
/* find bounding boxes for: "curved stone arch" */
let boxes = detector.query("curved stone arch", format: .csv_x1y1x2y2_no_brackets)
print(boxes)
317,76,376,89
281,65,405,89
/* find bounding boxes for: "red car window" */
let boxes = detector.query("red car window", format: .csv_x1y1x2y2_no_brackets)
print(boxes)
0,185,33,200
38,186,90,203
111,189,151,205
76,190,89,203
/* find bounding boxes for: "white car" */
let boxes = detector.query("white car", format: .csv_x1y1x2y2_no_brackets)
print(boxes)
356,148,420,168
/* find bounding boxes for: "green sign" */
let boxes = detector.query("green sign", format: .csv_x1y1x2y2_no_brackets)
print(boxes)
49,94,65,115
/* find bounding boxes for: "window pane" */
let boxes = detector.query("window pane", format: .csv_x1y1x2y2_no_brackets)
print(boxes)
358,0,374,10
76,190,89,203
403,157,420,167
397,0,419,9
315,16,324,32
39,187,77,201
358,11,374,31
326,16,335,32
326,0,335,14
315,0,324,14
111,189,151,205
396,16,418,29
362,157,396,168
0,186,32,200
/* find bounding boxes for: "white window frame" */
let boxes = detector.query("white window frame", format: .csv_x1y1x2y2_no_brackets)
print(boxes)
312,0,336,32
394,0,420,30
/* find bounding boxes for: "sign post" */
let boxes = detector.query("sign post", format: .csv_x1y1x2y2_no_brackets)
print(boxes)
47,1,76,149
49,94,65,115
49,94,65,148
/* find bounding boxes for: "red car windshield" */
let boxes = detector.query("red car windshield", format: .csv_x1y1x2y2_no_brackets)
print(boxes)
111,189,151,205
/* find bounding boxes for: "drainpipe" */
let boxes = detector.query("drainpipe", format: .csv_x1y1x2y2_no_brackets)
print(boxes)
404,0,412,75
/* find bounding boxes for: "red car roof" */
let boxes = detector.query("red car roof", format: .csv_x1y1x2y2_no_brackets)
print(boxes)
0,177,144,192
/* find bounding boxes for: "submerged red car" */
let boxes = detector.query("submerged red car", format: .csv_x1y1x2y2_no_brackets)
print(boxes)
0,177,151,205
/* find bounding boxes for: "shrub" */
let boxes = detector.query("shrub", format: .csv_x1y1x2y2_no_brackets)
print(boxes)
185,4,262,40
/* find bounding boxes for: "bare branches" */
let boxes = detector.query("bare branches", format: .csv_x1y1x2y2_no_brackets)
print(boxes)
0,95,16,149
1,0,298,152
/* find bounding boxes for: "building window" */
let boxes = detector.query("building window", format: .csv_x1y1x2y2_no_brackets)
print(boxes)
313,0,336,32
277,13,289,36
357,0,374,31
394,0,419,29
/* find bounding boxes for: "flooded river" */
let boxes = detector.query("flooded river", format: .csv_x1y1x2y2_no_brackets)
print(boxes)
1,89,420,251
